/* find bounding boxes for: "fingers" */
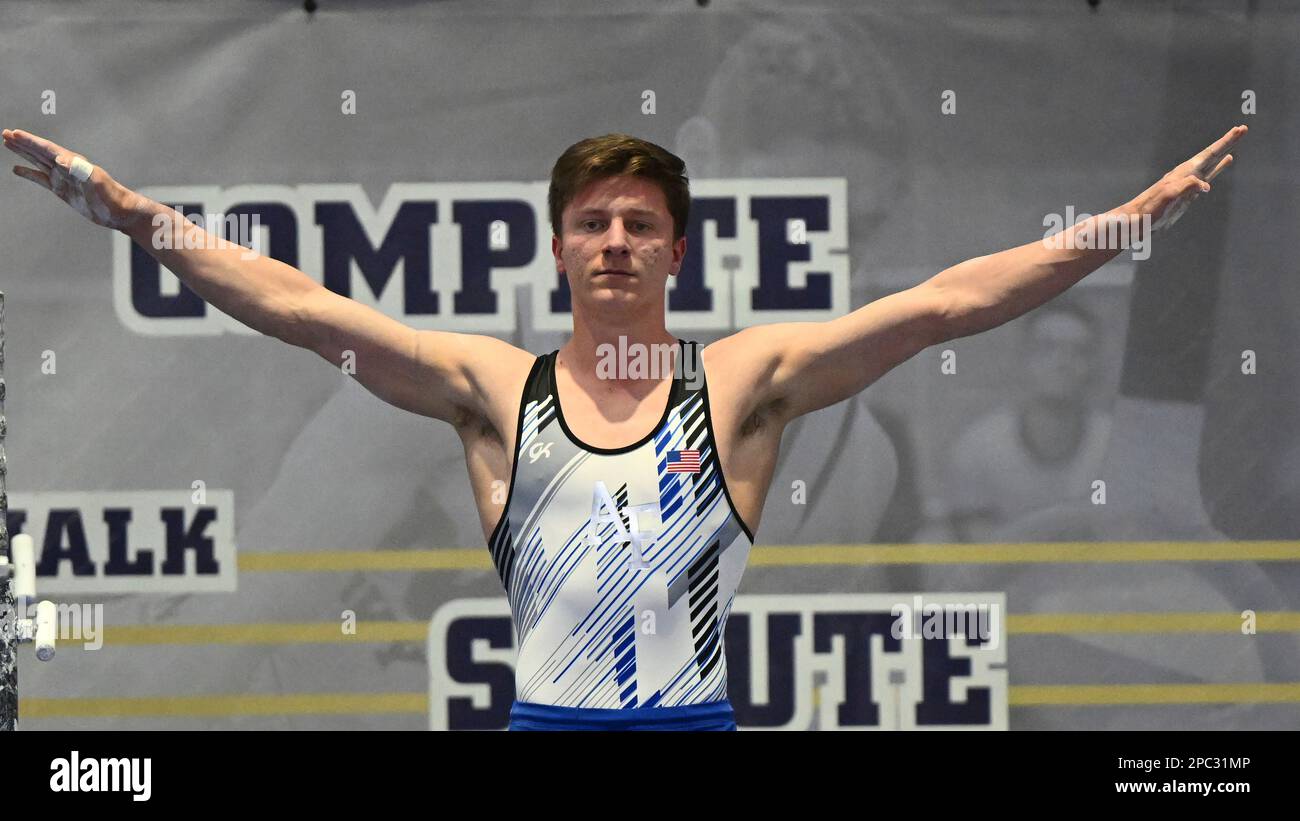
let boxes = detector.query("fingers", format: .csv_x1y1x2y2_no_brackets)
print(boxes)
1205,153,1233,182
1209,124,1248,157
3,132,55,172
1,128,65,168
1199,124,1247,168
12,164,53,191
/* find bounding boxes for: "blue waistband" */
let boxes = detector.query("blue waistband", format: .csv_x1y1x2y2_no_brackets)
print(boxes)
509,699,737,731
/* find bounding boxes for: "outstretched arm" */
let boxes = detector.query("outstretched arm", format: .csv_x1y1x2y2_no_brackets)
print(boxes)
718,124,1248,425
3,128,523,426
5,128,316,340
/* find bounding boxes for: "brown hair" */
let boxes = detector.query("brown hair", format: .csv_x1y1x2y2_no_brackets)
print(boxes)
548,134,690,242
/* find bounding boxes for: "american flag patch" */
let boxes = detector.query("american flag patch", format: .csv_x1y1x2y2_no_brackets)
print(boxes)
666,449,701,473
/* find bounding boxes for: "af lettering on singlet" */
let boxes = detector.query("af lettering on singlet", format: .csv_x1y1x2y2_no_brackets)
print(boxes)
487,339,755,708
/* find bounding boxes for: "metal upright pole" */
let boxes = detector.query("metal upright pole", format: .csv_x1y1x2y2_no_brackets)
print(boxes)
0,290,16,731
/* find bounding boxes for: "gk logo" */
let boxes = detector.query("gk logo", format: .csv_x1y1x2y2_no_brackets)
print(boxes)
527,441,553,463
589,481,660,571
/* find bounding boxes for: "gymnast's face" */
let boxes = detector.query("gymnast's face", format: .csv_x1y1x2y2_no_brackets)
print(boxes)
552,175,686,315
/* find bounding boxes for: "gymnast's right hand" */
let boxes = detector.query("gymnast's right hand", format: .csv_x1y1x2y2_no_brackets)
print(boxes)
4,128,146,231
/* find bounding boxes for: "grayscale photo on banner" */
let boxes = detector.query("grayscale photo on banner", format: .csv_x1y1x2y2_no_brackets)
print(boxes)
0,0,1293,754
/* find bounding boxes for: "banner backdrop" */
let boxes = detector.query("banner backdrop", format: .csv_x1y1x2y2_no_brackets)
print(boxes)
1,0,1297,729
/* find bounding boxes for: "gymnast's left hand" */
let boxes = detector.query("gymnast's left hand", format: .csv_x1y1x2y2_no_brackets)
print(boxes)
1128,124,1247,232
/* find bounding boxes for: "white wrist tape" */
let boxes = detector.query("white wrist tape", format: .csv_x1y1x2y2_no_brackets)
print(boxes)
69,155,94,183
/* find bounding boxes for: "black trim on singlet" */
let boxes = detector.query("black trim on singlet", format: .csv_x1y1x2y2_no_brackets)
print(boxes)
487,354,546,550
548,338,685,456
486,338,758,549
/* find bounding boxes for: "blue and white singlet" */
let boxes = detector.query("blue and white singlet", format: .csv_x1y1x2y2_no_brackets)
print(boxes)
488,339,755,730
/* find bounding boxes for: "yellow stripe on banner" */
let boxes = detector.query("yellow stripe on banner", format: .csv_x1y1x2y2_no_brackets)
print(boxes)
1006,612,1300,633
22,693,428,719
102,621,427,645
1011,683,1300,706
238,549,490,572
748,541,1300,566
235,541,1300,573
46,612,1300,648
24,684,1300,718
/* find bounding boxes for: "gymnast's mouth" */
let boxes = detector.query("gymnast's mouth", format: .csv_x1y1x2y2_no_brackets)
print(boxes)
596,268,634,277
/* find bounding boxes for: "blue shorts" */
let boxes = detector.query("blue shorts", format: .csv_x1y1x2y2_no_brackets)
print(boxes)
508,699,737,731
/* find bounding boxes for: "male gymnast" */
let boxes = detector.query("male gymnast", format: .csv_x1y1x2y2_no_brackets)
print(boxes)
2,126,1246,730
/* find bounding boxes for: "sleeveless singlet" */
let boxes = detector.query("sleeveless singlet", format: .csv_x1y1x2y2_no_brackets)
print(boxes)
488,339,755,730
